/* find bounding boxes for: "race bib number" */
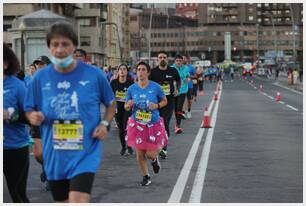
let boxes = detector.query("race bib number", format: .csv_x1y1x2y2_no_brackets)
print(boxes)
192,79,198,84
115,90,126,102
135,110,152,123
198,77,203,81
53,120,83,150
161,83,171,95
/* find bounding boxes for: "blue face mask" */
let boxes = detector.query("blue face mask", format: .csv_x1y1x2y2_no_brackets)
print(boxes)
50,55,74,68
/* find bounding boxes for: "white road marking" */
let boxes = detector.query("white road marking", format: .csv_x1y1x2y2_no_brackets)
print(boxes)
189,85,222,203
286,104,299,111
254,86,257,89
262,92,268,96
273,82,302,95
168,100,214,203
168,83,222,203
267,96,274,100
279,101,285,104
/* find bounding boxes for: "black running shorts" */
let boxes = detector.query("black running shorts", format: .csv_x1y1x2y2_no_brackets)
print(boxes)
48,172,95,201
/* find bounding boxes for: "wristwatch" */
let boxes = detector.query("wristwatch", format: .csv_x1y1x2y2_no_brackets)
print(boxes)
100,120,110,127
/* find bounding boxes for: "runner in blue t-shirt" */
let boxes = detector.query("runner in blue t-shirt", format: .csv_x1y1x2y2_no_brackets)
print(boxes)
125,61,168,186
171,55,190,134
183,55,196,119
24,22,116,203
3,43,30,203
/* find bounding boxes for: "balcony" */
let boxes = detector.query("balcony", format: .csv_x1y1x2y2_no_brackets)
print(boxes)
75,8,100,17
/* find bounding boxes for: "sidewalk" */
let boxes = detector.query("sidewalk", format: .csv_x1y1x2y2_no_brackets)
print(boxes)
275,72,303,92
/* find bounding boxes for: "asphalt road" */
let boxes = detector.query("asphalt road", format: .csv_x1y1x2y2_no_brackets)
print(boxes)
3,75,303,203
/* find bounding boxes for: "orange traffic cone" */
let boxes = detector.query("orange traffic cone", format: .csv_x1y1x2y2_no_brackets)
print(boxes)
201,106,211,128
275,92,281,101
214,91,218,101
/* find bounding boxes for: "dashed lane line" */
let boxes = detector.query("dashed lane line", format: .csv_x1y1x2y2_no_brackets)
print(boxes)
286,104,299,111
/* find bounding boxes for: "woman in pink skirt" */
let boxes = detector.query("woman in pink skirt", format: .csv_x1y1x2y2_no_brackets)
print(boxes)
124,61,168,186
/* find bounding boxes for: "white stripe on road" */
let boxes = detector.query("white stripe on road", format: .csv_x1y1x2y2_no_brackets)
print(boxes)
267,95,274,100
273,82,303,95
168,100,215,203
262,92,267,96
189,85,222,203
279,101,285,104
286,104,299,111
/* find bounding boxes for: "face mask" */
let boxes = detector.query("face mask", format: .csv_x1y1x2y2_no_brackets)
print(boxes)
160,60,167,67
50,55,74,68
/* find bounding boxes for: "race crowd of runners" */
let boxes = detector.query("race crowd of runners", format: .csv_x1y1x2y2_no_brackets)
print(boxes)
4,21,221,203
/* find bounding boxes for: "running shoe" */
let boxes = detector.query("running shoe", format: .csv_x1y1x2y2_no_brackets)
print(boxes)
120,147,127,156
159,149,167,159
174,126,183,134
181,112,186,120
140,175,151,186
151,157,161,174
127,147,134,155
186,111,191,119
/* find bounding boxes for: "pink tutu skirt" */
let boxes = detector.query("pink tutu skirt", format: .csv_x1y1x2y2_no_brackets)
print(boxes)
126,117,168,151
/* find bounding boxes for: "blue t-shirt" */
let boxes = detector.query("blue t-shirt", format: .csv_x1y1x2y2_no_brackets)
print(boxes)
24,75,33,88
126,81,165,124
24,61,115,180
186,64,196,89
171,64,190,95
4,76,29,149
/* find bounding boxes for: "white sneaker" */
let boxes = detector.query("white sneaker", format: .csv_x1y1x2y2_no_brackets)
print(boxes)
186,111,191,119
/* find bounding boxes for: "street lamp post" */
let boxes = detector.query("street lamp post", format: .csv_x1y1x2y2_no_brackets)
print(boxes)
289,4,297,62
19,22,26,72
263,11,277,63
100,22,123,63
256,23,259,60
148,3,153,66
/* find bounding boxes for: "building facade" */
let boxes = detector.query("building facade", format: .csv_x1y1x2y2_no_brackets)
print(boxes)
176,3,198,19
4,3,131,68
144,3,303,64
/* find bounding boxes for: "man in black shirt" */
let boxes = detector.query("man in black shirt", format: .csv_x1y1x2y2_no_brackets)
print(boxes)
149,51,181,159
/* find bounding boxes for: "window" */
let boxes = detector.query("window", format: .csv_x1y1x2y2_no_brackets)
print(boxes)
265,3,269,7
79,18,96,27
285,17,291,21
80,36,91,46
248,16,254,21
285,10,290,14
248,8,254,12
3,24,11,32
257,11,261,15
277,10,282,14
257,18,262,23
130,16,137,21
257,3,262,7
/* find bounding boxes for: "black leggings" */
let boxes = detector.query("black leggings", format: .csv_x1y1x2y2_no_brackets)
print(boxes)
4,146,30,203
159,95,174,150
174,93,186,127
198,80,204,91
115,103,131,149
